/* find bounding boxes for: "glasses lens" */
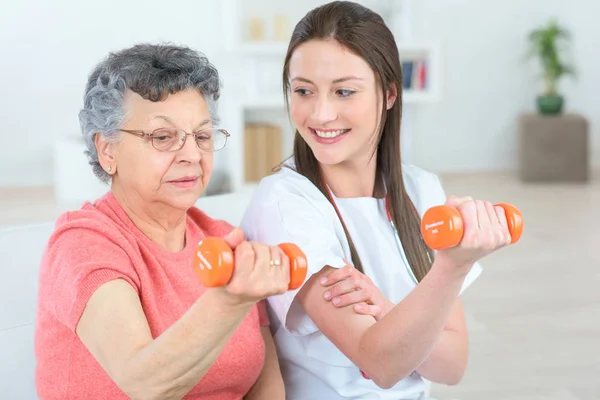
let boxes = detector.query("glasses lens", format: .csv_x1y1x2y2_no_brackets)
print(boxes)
152,128,180,151
212,129,228,151
196,128,228,152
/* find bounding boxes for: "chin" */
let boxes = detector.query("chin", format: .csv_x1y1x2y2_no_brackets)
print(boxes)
170,193,202,211
301,135,349,165
311,149,347,166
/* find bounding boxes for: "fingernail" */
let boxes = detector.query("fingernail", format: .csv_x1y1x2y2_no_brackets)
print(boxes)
323,291,331,300
355,304,364,311
332,297,340,305
320,277,327,285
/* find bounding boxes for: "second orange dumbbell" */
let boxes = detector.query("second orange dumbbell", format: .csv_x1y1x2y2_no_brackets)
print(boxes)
421,203,524,250
193,237,308,290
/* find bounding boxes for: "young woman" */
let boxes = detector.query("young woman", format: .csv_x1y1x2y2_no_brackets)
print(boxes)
240,2,514,399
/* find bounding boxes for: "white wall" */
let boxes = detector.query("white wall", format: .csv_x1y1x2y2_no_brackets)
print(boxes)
0,0,225,186
411,0,599,173
1,0,598,187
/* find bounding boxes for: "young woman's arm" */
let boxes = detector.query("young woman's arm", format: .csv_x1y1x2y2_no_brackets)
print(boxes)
321,265,469,385
296,197,509,389
297,254,470,389
414,298,469,385
244,326,286,400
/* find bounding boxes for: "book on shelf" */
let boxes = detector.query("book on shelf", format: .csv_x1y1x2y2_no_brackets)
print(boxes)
401,59,427,91
244,123,282,182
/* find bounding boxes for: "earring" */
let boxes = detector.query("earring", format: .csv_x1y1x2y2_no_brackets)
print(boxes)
107,166,112,172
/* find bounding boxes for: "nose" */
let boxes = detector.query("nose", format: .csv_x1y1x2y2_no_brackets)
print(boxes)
312,94,337,124
176,133,202,163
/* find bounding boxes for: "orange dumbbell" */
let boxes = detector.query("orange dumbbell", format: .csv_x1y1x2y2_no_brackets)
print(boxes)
193,237,308,290
421,203,524,250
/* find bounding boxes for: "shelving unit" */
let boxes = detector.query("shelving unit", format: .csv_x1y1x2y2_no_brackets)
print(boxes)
216,0,442,193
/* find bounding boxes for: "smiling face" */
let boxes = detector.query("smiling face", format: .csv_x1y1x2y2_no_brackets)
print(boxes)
288,39,388,168
98,89,214,211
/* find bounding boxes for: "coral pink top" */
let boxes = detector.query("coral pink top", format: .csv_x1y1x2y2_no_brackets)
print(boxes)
34,192,269,399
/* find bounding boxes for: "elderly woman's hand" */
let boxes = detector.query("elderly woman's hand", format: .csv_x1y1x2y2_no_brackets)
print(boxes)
219,228,291,306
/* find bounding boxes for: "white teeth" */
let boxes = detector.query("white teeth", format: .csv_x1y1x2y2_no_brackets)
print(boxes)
314,129,348,138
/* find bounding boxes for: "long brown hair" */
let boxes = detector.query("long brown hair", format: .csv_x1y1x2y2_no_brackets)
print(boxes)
281,1,433,281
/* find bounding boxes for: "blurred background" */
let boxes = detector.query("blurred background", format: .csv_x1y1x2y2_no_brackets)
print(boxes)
0,0,598,399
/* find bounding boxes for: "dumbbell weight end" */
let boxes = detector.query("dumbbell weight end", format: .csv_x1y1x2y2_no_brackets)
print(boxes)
193,237,235,287
193,238,309,290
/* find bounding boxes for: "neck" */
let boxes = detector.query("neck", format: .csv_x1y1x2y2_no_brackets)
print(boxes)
321,156,381,198
111,181,187,252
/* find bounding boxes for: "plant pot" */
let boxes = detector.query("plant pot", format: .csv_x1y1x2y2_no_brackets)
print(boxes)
536,94,564,115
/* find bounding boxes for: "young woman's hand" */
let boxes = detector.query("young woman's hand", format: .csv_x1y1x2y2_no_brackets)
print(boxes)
319,261,394,321
435,195,513,272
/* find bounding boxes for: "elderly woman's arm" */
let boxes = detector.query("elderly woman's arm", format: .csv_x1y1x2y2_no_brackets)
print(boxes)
76,237,289,400
77,279,254,400
243,326,285,399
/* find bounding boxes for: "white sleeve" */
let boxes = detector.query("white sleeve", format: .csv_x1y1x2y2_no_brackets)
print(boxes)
421,171,483,295
240,182,347,336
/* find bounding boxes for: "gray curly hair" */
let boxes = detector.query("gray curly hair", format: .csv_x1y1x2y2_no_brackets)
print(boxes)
78,43,222,183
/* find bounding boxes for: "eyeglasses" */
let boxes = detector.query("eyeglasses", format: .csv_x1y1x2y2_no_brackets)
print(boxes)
119,127,230,152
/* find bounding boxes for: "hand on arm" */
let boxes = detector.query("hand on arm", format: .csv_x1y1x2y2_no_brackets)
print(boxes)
76,228,292,400
321,263,469,385
298,256,468,389
320,262,394,321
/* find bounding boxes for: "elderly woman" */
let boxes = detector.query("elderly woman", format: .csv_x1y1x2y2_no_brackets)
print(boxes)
34,43,289,400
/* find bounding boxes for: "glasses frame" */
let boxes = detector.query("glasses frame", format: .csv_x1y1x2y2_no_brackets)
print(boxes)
119,127,230,152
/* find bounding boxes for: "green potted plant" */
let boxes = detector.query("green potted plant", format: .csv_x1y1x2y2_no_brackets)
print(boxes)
526,18,575,115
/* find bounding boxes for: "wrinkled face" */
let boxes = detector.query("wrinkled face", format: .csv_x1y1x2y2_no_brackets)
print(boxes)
103,89,214,211
288,39,391,167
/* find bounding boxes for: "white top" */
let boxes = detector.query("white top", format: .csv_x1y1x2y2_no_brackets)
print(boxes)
240,160,482,400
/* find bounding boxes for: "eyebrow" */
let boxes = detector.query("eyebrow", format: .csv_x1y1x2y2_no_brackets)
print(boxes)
152,115,212,131
291,76,364,84
194,119,212,131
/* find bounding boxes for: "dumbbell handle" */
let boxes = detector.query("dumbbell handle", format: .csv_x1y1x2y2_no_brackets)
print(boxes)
421,202,523,250
193,237,308,290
